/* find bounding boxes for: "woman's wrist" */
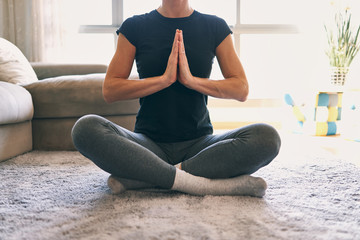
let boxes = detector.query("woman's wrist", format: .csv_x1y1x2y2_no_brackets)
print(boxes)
181,75,198,89
159,74,175,88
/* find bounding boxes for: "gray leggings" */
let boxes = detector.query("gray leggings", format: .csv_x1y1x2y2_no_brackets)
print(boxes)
71,114,281,189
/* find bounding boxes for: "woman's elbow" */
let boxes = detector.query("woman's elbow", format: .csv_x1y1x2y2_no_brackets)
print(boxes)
102,90,112,104
236,83,249,102
102,84,115,104
237,93,248,102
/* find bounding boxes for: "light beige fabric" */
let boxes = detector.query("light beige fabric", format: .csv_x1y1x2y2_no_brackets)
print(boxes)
31,62,108,80
23,74,139,118
32,115,136,150
0,38,38,84
0,121,32,162
0,81,33,124
23,72,138,150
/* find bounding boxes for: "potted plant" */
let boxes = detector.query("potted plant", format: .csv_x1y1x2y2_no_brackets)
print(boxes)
324,9,360,86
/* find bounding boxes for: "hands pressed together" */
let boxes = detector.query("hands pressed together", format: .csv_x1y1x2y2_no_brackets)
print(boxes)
105,27,248,102
163,29,196,88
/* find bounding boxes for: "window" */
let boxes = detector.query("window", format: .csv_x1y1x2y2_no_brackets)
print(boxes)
57,0,115,64
55,0,360,98
191,0,236,25
240,34,308,98
123,0,158,19
240,0,301,24
64,0,112,25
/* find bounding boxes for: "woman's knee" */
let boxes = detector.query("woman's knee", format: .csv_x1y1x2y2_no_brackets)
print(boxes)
254,123,281,159
71,114,107,149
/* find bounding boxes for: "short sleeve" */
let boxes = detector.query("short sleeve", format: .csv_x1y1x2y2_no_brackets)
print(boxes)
214,17,233,48
116,16,138,47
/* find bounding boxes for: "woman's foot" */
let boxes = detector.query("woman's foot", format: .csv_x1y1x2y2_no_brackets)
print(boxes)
108,170,267,197
171,169,267,197
107,175,155,194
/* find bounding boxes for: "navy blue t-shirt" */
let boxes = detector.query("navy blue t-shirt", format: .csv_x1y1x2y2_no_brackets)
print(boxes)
117,10,232,142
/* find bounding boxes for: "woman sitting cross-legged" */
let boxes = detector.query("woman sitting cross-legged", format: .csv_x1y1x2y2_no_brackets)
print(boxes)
71,0,281,197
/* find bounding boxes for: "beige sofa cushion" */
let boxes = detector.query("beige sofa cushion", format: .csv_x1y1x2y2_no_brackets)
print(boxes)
31,62,108,80
0,121,32,162
0,81,34,124
0,38,38,85
23,73,139,118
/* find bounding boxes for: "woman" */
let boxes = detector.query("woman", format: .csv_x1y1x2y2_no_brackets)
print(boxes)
72,0,281,197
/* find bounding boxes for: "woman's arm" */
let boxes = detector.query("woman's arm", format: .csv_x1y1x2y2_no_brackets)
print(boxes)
178,33,249,102
103,31,180,103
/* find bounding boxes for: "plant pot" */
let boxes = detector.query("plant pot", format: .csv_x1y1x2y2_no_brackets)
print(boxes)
330,67,349,86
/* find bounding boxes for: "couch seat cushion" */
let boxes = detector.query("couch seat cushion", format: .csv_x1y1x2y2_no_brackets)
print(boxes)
0,38,38,85
23,74,139,118
0,81,34,124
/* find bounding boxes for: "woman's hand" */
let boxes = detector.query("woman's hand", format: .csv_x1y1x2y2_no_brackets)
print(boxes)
162,30,181,87
104,29,248,103
162,29,196,88
177,30,196,88
175,31,249,102
104,31,182,102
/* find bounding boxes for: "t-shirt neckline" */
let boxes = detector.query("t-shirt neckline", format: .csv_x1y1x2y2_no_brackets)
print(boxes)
153,9,199,22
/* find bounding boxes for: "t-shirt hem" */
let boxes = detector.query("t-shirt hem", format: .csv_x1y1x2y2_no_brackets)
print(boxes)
134,129,214,143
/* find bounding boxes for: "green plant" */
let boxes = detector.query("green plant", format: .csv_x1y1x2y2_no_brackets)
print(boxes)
324,10,360,68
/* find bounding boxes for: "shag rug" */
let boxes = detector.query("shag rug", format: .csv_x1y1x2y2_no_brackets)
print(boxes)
1,139,359,240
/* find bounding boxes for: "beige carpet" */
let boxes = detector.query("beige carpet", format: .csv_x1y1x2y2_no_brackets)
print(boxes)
1,139,359,240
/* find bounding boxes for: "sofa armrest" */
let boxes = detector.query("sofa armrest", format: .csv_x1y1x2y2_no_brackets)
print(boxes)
30,62,108,80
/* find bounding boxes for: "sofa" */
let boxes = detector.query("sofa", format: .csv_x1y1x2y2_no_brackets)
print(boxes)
0,38,139,162
0,81,33,161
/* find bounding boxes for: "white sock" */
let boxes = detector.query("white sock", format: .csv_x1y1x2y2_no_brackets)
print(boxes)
171,169,267,197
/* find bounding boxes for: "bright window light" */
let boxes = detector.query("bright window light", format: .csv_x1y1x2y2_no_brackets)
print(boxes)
123,0,159,19
240,0,301,24
190,0,236,25
52,0,360,97
240,34,312,98
60,0,112,25
55,33,114,64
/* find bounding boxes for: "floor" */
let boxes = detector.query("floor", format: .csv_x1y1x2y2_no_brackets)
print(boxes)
278,131,360,168
1,133,359,240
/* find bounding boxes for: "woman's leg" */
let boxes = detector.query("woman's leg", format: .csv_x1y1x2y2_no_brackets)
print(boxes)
72,116,276,197
180,123,281,179
71,114,176,189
